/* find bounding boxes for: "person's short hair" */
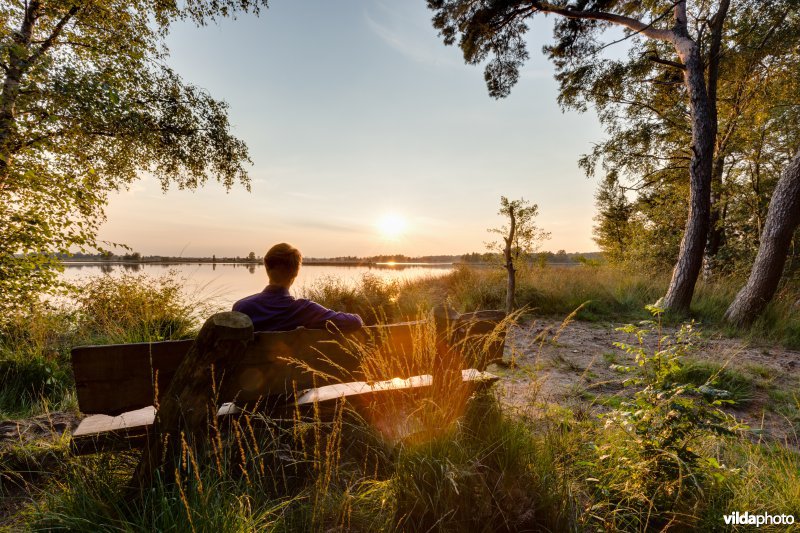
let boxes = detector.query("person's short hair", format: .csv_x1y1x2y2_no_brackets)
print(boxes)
264,243,302,284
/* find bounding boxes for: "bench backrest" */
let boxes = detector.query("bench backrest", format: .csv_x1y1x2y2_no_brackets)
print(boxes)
72,314,506,416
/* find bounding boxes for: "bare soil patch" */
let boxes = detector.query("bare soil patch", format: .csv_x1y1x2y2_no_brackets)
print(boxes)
492,318,800,444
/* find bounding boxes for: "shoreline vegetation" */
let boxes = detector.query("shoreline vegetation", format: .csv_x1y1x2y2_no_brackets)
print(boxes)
56,250,602,267
61,260,456,267
2,265,800,530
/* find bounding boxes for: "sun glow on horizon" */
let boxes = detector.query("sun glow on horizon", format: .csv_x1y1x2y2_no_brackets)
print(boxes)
376,213,408,240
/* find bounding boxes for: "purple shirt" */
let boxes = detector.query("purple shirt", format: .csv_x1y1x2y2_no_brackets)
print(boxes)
232,285,364,332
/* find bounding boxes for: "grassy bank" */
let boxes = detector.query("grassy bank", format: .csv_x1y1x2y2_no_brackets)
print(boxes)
0,267,800,418
3,264,797,420
4,309,800,531
0,272,205,419
2,266,800,530
308,265,800,349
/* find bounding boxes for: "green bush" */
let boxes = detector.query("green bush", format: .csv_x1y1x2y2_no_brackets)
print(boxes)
668,361,754,406
11,303,800,531
0,356,74,418
581,308,746,529
303,272,444,324
74,271,202,343
0,307,77,417
0,271,204,418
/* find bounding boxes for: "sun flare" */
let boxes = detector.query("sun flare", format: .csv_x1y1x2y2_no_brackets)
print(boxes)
377,213,408,240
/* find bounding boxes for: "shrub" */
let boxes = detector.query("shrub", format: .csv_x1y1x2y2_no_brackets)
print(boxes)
0,356,74,418
0,307,76,417
0,271,203,418
584,307,745,529
303,273,440,325
73,271,203,343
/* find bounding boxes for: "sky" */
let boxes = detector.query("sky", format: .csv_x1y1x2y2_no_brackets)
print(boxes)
99,0,607,258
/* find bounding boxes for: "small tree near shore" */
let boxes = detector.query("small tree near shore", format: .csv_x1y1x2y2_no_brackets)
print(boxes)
488,197,550,313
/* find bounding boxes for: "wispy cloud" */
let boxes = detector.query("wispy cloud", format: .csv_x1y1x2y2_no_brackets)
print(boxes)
363,2,462,69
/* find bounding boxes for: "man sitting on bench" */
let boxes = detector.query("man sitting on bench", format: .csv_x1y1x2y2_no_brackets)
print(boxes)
233,242,364,332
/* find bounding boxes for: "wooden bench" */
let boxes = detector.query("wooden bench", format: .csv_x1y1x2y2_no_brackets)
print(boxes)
70,308,507,457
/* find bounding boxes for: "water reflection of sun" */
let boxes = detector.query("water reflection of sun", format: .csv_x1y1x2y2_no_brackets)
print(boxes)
377,213,408,240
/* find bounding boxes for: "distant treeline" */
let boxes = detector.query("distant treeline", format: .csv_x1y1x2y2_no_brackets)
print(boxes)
459,251,603,265
59,251,603,265
60,252,260,263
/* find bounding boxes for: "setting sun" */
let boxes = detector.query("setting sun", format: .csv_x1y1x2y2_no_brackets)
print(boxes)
377,213,408,239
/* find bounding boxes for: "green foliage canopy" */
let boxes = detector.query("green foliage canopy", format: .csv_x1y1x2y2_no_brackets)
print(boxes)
0,0,266,315
428,1,800,279
584,1,800,273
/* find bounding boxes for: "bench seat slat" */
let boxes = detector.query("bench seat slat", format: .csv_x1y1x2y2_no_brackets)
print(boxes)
295,368,498,404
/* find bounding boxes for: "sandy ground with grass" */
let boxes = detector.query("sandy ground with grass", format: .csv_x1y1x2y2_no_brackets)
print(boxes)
2,318,799,450
2,318,800,523
3,318,800,449
492,318,800,445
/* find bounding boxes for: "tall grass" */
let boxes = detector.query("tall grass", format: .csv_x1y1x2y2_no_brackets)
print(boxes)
0,308,77,418
301,272,438,325
5,299,800,531
26,395,571,531
0,271,203,418
22,309,800,531
3,264,797,420
73,271,209,344
446,264,668,319
307,265,800,348
4,266,800,531
23,314,572,532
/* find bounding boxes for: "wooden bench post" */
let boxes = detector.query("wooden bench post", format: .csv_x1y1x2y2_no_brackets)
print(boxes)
131,311,253,489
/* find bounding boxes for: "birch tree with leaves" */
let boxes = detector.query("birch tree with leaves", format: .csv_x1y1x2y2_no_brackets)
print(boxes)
0,0,267,317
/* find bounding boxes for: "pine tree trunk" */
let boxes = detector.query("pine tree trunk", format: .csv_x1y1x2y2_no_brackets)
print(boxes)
703,155,727,280
724,151,800,326
661,40,715,314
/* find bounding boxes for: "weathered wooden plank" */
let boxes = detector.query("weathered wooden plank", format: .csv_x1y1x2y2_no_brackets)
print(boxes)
294,369,498,405
69,314,504,417
73,406,156,438
221,321,420,402
71,404,242,455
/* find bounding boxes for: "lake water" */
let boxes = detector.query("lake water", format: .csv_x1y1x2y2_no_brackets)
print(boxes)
60,262,454,310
